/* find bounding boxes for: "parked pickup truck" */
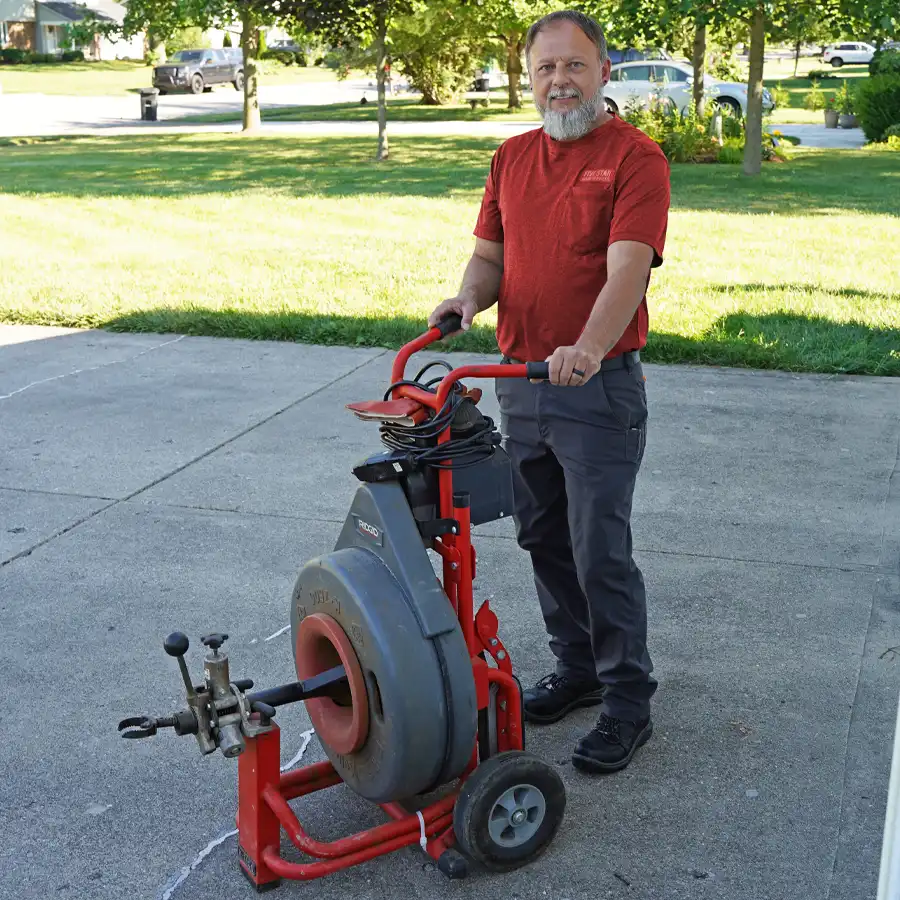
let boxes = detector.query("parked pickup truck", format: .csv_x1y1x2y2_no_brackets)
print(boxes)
153,48,244,95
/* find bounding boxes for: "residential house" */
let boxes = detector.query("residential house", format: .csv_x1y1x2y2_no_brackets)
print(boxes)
0,0,143,59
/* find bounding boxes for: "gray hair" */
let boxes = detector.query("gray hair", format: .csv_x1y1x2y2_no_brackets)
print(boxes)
524,10,608,70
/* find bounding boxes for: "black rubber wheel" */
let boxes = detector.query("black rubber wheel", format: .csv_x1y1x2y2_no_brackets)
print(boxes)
453,751,566,872
190,74,204,94
830,57,843,68
605,97,619,115
714,96,742,118
234,71,244,91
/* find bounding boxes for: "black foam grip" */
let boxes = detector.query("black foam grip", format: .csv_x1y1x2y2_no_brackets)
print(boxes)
525,361,550,381
435,314,463,337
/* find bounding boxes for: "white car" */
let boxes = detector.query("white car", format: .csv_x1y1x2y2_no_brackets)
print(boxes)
823,42,876,67
603,60,774,118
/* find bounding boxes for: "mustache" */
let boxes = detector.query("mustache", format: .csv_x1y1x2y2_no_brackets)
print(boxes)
548,87,582,100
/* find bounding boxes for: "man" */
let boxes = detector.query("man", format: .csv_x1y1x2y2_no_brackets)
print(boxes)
428,10,670,773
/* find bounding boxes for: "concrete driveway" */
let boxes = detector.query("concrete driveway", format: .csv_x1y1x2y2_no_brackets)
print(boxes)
1,324,898,900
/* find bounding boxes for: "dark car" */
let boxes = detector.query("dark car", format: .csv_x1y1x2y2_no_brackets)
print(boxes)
153,48,244,95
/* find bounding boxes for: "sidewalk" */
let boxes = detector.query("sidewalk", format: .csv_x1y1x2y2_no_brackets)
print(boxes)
1,324,898,900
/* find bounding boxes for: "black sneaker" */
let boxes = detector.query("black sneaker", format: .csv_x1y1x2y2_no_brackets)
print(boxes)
522,673,606,725
572,713,653,773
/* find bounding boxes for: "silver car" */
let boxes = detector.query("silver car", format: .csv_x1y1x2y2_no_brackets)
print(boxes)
603,60,774,118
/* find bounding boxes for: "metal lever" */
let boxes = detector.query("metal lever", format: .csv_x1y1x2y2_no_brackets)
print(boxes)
164,632,198,702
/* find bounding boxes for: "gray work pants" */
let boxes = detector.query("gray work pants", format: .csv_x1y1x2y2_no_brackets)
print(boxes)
495,355,656,722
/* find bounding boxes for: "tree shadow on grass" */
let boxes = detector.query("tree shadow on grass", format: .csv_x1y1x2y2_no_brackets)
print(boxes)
97,307,899,377
1,133,898,214
706,283,898,302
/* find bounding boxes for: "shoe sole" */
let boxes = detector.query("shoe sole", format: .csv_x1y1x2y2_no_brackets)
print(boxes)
571,719,653,774
523,689,606,725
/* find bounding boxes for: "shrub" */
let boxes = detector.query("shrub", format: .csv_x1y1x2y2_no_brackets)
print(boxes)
870,49,900,77
709,53,743,82
804,79,826,110
835,80,854,114
0,48,28,64
886,123,900,139
168,27,208,53
807,69,837,80
716,140,744,164
853,75,900,142
771,81,790,107
888,135,900,150
623,96,721,163
223,32,233,48
61,50,85,62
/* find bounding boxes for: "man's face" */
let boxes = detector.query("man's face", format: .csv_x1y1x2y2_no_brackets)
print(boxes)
529,21,611,141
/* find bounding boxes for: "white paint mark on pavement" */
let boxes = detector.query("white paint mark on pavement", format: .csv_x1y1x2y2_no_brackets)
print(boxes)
160,828,239,900
0,334,186,401
158,730,316,899
264,624,290,642
281,728,315,773
85,803,112,816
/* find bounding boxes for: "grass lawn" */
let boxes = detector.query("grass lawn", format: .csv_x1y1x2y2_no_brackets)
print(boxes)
762,57,871,124
0,59,363,95
177,95,542,125
0,134,897,375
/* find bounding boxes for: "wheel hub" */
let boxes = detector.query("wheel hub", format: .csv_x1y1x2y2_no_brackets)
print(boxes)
488,784,547,847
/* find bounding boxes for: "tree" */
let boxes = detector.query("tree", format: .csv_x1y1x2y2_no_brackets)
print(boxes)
281,1,418,160
469,0,563,109
391,4,486,104
117,0,197,61
742,2,765,175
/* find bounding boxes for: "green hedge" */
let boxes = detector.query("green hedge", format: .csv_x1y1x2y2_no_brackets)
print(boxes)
870,50,900,77
0,49,84,64
854,74,900,142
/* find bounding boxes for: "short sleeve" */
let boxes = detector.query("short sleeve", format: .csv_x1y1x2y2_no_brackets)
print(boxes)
609,146,670,267
473,148,504,243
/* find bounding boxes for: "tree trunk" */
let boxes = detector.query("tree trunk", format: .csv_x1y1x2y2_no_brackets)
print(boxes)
375,4,389,161
241,10,261,133
692,20,707,115
793,36,801,77
506,37,523,109
742,4,766,176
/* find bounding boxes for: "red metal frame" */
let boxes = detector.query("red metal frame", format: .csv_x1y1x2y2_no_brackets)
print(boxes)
237,324,528,891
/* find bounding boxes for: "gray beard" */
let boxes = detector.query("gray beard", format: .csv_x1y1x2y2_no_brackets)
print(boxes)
537,84,606,141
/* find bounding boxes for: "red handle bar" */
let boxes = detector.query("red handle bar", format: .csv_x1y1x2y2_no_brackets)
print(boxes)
389,320,548,411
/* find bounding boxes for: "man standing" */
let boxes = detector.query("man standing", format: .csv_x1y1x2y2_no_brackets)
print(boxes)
428,10,670,773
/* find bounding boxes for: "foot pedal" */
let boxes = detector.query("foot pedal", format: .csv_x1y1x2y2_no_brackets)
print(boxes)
437,848,469,880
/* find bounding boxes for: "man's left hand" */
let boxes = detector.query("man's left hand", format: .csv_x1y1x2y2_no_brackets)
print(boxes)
545,344,603,386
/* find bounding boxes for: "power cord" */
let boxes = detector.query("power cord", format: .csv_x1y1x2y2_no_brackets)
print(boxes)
380,361,500,471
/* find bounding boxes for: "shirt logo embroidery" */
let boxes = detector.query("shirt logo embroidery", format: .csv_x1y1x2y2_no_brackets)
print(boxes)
580,168,614,183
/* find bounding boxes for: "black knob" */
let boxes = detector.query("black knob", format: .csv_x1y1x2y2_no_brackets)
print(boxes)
201,633,228,652
250,701,276,726
164,632,190,657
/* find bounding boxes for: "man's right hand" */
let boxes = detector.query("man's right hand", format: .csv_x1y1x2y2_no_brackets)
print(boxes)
427,295,479,337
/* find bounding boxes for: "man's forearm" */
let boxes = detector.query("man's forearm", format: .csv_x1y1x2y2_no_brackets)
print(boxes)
576,265,649,359
458,253,503,313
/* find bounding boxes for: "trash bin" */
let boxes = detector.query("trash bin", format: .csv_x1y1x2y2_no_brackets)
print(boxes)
140,88,159,122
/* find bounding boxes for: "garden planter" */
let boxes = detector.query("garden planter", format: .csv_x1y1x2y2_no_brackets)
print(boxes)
824,109,839,128
838,113,857,128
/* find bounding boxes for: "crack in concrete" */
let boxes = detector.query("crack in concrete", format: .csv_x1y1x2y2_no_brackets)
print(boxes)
0,334,186,401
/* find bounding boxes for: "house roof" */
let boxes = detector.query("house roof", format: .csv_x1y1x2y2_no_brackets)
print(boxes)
37,0,117,22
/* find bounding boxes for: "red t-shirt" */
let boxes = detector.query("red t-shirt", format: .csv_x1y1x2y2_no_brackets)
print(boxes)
473,116,670,362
